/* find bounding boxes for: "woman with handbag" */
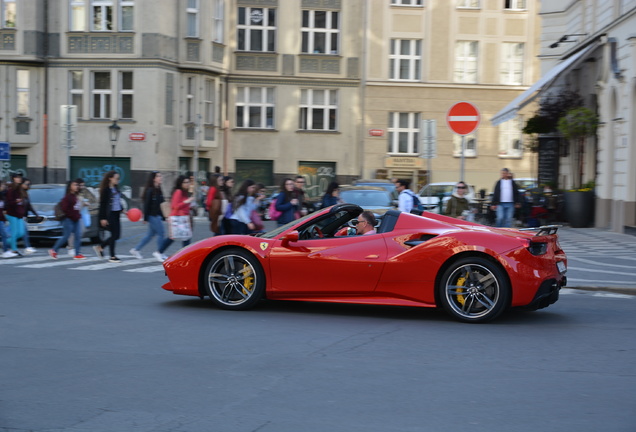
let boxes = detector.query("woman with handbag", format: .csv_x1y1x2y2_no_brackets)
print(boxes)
130,171,167,262
95,170,124,263
48,180,86,260
157,175,194,258
275,178,300,226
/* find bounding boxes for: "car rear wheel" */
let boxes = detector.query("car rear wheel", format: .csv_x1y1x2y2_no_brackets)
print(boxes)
438,256,509,323
204,248,265,310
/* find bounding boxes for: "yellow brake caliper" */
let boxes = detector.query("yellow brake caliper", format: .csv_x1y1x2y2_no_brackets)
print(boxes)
456,275,466,306
241,264,254,295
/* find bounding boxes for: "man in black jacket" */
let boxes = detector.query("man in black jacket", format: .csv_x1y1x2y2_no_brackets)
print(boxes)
490,168,521,227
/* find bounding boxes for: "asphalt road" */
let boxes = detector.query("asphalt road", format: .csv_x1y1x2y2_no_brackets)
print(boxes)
1,219,635,431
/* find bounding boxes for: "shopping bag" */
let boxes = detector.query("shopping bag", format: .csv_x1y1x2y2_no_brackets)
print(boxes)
168,215,192,240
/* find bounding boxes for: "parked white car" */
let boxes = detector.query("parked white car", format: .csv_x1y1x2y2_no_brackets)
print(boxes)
417,182,475,213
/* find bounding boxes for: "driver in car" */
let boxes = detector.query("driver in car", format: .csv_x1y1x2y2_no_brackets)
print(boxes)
352,211,377,236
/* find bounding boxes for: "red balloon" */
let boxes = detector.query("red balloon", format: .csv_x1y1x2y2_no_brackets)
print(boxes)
127,208,142,222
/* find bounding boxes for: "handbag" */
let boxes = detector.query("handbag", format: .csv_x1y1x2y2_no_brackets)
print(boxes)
268,200,282,221
160,201,171,218
168,215,192,240
250,209,264,231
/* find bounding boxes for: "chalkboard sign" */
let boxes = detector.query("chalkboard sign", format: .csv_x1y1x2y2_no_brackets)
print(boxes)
538,137,560,187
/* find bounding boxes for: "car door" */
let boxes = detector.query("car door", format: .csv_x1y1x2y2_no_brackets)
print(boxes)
268,234,388,295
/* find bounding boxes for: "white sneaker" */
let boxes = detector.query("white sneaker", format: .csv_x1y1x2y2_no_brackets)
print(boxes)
152,251,165,262
130,248,143,259
24,247,36,255
2,250,17,258
161,254,169,261
67,248,75,257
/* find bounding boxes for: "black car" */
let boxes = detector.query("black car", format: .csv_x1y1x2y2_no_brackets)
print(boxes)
26,184,100,243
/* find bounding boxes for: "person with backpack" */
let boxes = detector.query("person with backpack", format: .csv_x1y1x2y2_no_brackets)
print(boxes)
395,179,421,213
274,178,300,226
48,180,86,260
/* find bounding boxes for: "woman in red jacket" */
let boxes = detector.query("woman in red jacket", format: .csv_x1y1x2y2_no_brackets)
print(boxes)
48,180,86,260
157,175,194,258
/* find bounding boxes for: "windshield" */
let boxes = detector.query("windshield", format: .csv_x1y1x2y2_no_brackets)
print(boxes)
259,212,316,239
418,185,454,197
28,187,65,203
340,190,391,207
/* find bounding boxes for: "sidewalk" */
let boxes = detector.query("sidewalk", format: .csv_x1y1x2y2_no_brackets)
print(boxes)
555,226,636,295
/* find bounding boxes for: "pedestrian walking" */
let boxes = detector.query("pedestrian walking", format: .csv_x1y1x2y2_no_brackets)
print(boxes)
3,173,28,257
444,181,472,220
95,170,124,263
205,173,223,234
0,180,11,256
275,178,300,225
490,167,521,227
66,178,98,256
48,180,86,260
226,179,258,234
321,181,341,208
157,175,194,258
129,171,167,262
395,179,418,213
220,175,235,235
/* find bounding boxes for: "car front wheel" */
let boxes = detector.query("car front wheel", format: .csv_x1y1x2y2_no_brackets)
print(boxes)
438,256,510,323
204,248,265,310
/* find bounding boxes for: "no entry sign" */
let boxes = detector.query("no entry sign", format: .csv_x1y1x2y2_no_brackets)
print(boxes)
446,102,480,135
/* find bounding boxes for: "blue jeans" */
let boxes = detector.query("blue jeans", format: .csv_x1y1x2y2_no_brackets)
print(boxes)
6,215,25,251
495,202,514,227
0,221,9,251
134,215,165,251
22,219,32,248
53,218,82,253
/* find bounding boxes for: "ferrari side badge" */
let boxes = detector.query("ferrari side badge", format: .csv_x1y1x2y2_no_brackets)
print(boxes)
260,242,268,251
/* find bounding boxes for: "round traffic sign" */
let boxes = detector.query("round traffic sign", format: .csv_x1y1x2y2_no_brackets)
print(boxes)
446,102,480,135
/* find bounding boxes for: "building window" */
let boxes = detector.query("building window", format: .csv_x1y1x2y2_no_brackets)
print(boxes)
236,87,274,129
187,0,198,37
301,10,339,55
70,0,86,31
185,76,195,138
454,41,478,83
165,73,174,126
457,0,480,8
499,117,523,157
237,7,276,52
91,71,111,119
69,71,84,117
453,134,477,157
2,0,16,28
120,0,134,31
299,89,337,131
16,70,29,117
204,79,214,125
119,71,133,119
390,0,423,6
387,112,420,154
91,0,113,31
390,39,421,81
213,0,225,43
504,0,526,10
501,42,524,85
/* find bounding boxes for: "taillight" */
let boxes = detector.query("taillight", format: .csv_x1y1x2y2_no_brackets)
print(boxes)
518,237,548,256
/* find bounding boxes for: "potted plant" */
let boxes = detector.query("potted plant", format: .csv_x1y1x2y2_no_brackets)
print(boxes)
557,107,599,227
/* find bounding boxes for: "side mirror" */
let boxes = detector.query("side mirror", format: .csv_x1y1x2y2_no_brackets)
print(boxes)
281,230,299,245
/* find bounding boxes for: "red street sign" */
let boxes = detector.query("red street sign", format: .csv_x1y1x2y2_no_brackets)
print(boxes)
129,132,146,141
446,102,480,135
369,129,384,137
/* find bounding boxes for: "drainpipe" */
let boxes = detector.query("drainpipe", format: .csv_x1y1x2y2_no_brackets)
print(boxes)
358,0,369,180
42,0,49,183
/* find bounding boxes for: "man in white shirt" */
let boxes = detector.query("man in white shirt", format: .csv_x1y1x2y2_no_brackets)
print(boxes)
490,168,521,227
396,179,416,213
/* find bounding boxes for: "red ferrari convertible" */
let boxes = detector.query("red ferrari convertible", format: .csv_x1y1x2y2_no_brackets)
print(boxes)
162,204,567,323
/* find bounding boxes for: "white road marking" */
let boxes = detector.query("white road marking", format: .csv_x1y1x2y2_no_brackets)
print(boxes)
19,257,101,268
0,256,52,265
567,266,636,276
123,265,165,273
560,288,633,298
71,257,156,270
569,256,636,269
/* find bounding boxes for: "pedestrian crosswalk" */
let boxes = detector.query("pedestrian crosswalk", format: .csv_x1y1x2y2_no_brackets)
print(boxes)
0,253,166,273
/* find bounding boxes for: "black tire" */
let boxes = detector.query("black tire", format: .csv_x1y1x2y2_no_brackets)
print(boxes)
438,256,510,323
204,248,265,310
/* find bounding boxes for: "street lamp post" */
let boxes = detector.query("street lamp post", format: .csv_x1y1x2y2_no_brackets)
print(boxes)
108,119,121,169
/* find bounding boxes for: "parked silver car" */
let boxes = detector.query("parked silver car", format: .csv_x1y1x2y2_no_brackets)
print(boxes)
25,184,100,243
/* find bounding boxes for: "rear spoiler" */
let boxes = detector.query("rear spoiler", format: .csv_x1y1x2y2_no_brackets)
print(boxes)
518,225,561,236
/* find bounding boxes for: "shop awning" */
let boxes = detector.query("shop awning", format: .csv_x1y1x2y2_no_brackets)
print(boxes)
491,44,598,126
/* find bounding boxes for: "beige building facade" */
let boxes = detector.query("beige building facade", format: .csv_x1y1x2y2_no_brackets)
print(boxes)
1,0,542,199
